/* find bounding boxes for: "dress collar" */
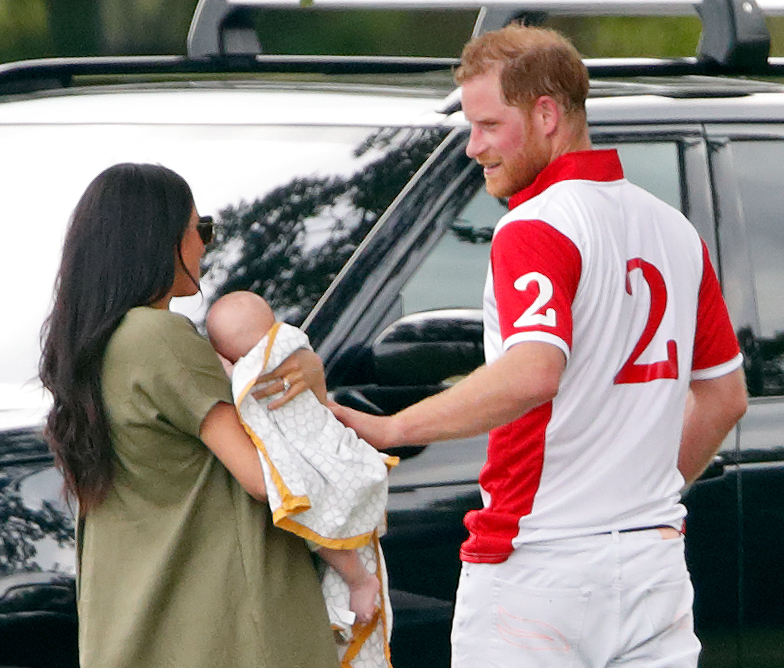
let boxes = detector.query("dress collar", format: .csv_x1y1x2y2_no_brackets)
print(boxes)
508,149,624,210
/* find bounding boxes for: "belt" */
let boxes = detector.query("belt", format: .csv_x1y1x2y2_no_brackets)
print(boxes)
615,525,681,539
618,525,672,533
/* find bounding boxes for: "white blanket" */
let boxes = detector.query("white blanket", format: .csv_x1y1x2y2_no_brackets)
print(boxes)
232,322,396,668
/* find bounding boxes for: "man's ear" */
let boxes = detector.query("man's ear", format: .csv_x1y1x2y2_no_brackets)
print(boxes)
532,96,560,137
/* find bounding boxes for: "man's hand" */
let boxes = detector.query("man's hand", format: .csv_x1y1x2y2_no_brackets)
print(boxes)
330,402,397,451
333,341,564,449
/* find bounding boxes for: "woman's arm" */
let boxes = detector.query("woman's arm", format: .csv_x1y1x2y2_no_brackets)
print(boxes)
199,401,267,501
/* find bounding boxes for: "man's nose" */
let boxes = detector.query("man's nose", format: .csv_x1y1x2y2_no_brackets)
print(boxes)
465,127,484,159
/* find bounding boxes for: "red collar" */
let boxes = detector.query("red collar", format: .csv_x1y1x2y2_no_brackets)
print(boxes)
508,149,624,210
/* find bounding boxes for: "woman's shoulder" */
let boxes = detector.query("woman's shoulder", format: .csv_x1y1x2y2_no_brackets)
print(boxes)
109,307,205,358
119,306,197,335
123,305,193,326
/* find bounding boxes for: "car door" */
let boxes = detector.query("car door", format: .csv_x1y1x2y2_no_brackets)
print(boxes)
707,125,784,668
311,124,742,668
598,128,742,668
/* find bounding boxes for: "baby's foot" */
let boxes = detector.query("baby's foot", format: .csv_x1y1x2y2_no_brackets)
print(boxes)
348,574,380,624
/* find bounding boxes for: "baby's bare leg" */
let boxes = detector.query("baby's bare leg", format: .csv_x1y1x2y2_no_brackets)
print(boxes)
318,547,380,623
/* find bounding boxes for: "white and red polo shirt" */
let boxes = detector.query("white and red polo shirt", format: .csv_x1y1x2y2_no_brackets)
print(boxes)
461,149,742,564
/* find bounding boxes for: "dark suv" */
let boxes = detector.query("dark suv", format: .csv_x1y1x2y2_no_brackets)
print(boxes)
3,0,784,666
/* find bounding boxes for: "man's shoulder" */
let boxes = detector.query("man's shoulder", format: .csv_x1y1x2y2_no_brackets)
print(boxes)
493,186,582,242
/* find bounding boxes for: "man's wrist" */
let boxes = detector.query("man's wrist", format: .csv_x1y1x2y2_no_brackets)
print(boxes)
386,412,414,449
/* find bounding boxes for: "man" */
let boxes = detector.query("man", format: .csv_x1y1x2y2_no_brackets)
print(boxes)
332,24,747,668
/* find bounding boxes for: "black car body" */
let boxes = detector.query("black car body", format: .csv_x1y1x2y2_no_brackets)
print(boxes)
2,0,784,666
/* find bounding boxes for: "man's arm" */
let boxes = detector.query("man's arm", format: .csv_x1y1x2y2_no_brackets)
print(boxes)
679,367,748,484
331,341,566,450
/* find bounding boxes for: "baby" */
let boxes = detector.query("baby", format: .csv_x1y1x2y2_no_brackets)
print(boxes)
206,291,391,626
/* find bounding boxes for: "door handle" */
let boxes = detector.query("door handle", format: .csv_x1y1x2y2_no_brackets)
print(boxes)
332,388,385,415
698,455,726,481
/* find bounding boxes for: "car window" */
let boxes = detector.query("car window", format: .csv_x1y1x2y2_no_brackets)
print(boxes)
0,122,446,412
614,141,682,211
399,140,683,315
400,187,504,314
730,139,784,396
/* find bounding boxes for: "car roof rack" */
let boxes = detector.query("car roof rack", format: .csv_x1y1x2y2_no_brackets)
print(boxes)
187,0,784,71
3,0,784,97
0,54,459,96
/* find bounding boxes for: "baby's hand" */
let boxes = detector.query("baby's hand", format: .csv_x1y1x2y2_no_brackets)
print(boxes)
217,353,234,378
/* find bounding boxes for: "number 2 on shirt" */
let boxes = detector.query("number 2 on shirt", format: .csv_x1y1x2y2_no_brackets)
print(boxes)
614,258,679,384
513,272,557,328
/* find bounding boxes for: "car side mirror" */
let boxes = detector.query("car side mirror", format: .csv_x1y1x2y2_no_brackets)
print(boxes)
371,309,484,386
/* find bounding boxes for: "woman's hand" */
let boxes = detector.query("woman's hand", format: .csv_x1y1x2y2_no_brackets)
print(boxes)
253,348,327,410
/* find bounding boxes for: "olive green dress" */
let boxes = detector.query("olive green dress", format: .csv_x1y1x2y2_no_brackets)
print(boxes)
77,307,338,668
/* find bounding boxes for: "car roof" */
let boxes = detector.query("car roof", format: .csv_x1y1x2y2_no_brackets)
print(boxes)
4,72,784,136
0,81,452,126
588,90,784,124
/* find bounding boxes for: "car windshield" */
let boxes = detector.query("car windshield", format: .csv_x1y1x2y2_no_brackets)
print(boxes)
0,120,447,425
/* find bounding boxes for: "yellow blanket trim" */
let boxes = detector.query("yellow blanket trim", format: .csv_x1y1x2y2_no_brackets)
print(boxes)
341,608,381,667
236,323,392,666
236,322,307,512
236,323,378,549
374,533,393,667
262,321,282,365
234,321,283,410
238,383,377,548
274,517,375,550
383,455,400,470
275,493,311,517
340,532,392,668
239,414,308,510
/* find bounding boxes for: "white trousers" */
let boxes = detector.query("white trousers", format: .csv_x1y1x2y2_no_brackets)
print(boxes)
451,529,700,668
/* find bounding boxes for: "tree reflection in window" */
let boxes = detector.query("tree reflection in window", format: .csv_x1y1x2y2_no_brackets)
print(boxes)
0,493,73,576
202,127,449,326
0,431,74,575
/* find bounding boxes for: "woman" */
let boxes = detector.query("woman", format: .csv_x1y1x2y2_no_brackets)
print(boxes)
40,163,339,668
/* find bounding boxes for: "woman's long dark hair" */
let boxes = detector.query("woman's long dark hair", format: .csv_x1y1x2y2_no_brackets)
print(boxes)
40,163,195,513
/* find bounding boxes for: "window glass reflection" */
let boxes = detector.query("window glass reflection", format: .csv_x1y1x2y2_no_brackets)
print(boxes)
201,127,448,326
732,140,784,396
400,187,504,314
0,124,446,398
614,142,682,211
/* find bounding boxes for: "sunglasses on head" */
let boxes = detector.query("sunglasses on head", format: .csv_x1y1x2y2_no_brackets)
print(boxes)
197,215,214,245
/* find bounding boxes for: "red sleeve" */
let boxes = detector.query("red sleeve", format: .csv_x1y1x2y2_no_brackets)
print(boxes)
692,240,742,375
491,220,582,351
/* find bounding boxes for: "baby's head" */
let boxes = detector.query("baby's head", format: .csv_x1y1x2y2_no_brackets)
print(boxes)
206,291,276,364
